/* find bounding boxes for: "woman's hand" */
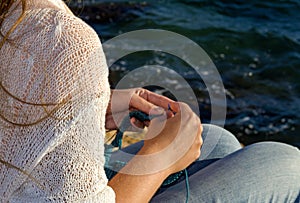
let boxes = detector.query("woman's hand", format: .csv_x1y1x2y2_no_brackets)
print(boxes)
108,102,203,203
105,88,178,130
139,102,203,174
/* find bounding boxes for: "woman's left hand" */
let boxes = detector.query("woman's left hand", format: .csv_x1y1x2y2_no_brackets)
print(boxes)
105,88,179,130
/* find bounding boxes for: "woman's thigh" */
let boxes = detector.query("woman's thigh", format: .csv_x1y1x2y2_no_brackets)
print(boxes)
116,124,242,178
151,142,300,203
116,124,243,194
120,124,242,161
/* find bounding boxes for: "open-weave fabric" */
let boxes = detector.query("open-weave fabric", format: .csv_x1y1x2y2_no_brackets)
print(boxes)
0,0,114,202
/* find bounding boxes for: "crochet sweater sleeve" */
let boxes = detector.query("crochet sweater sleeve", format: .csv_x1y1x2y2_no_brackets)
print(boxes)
0,8,114,203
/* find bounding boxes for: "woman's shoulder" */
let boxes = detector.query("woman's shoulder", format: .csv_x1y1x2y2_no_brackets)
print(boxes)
25,8,101,46
3,7,104,69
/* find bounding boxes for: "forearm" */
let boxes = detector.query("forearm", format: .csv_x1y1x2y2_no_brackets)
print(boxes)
108,147,170,203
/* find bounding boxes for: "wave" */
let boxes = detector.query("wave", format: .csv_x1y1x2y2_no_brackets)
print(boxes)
69,0,300,148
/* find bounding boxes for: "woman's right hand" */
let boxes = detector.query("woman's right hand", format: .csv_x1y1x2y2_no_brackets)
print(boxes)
141,102,203,175
109,102,202,202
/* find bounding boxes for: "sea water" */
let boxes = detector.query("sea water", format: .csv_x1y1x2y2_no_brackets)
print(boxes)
70,0,300,147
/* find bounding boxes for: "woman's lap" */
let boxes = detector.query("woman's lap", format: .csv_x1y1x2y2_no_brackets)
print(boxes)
151,141,300,202
121,124,242,161
117,124,300,202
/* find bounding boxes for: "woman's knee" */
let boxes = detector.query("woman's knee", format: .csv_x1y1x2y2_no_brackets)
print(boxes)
202,124,239,144
243,141,300,162
229,141,300,180
194,142,300,202
199,124,242,160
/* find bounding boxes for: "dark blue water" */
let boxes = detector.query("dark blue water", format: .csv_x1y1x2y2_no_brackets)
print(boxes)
70,0,300,147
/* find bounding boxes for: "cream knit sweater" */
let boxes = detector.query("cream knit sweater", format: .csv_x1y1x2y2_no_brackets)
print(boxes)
0,0,114,202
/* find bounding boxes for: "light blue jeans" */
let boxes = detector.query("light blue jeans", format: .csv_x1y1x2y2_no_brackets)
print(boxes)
118,124,300,203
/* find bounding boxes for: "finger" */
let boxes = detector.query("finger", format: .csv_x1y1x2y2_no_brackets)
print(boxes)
168,102,180,113
105,111,128,130
105,115,118,130
130,117,145,129
136,89,179,110
130,94,165,115
166,110,175,118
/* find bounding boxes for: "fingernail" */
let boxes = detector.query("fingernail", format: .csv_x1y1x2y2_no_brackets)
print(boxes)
152,107,164,114
131,117,136,124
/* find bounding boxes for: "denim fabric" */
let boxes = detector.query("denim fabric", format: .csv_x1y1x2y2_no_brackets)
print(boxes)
116,124,300,203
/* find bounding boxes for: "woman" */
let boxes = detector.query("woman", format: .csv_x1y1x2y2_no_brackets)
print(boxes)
0,0,299,202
